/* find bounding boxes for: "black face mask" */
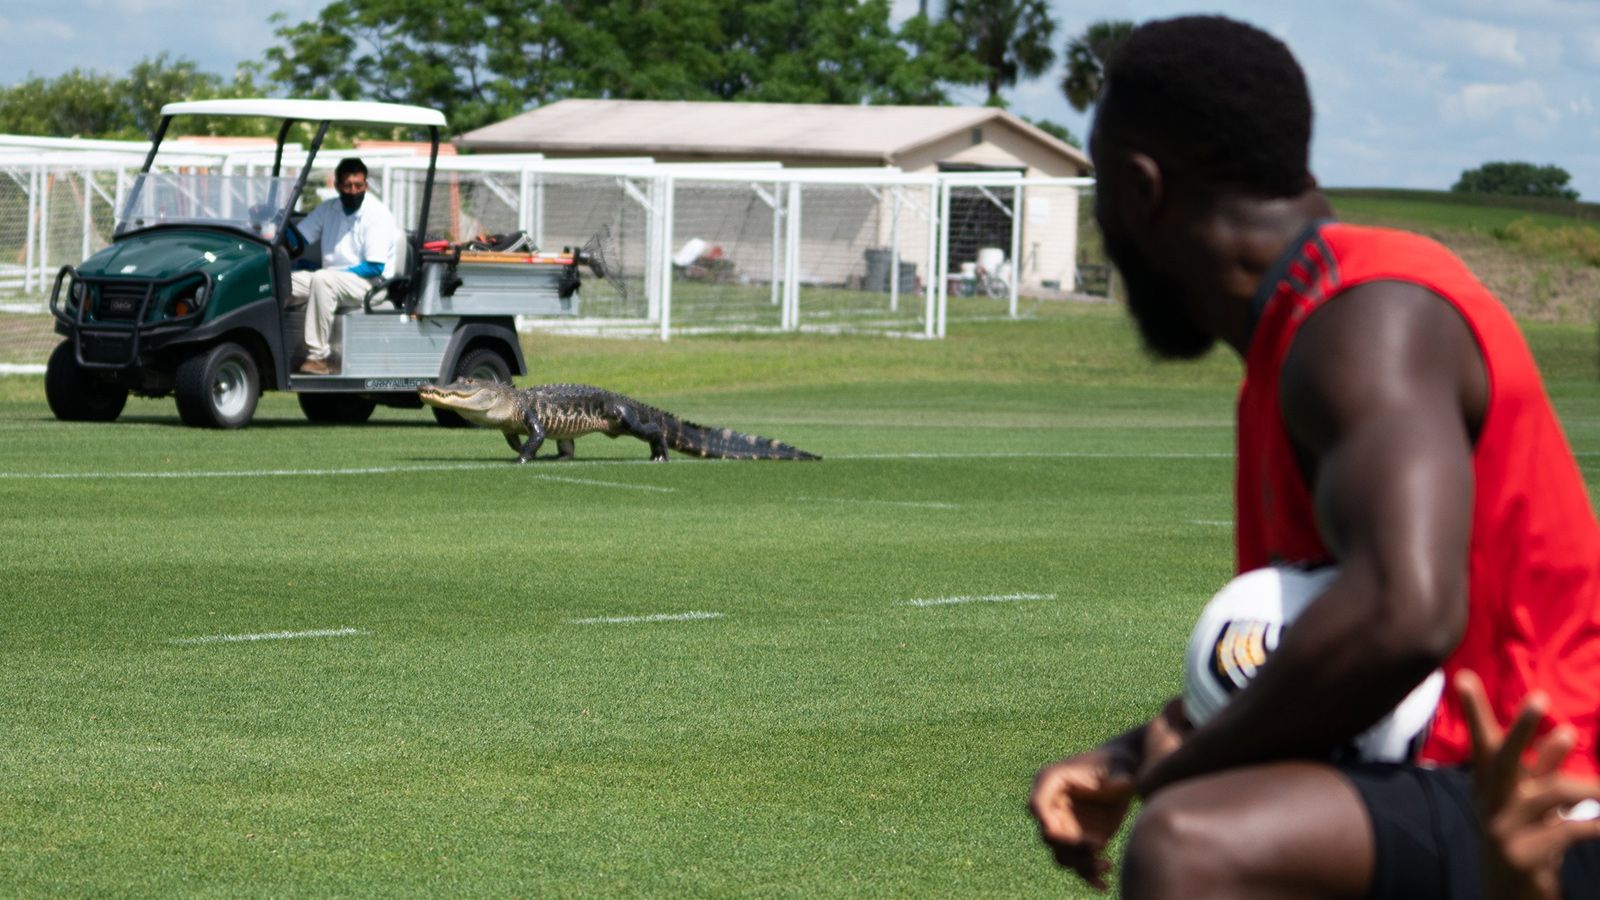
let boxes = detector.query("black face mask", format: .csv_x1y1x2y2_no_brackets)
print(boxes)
339,192,365,214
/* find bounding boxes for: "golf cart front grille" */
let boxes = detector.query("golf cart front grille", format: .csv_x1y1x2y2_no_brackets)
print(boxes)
97,283,149,321
79,331,135,365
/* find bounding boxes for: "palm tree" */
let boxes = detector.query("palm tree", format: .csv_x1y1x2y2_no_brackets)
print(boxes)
1061,19,1134,113
942,0,1058,106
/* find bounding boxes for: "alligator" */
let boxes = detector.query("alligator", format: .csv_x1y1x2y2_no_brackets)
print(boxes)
417,380,820,463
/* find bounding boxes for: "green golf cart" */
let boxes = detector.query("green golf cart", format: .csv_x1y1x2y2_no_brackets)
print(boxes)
46,99,582,428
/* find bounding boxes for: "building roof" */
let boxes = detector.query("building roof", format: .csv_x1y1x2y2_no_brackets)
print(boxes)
457,99,1090,170
161,99,447,129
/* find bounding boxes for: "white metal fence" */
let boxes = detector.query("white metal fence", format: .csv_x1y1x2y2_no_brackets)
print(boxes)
0,139,1104,368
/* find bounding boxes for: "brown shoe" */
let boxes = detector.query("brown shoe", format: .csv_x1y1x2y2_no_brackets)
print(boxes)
297,358,336,375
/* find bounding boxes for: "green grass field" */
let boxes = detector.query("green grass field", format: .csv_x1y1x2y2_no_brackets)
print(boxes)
3,303,1599,896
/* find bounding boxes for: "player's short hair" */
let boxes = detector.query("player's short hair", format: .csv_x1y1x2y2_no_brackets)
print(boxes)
335,158,368,183
1099,15,1313,197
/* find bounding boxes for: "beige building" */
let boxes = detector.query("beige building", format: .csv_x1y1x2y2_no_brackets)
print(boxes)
458,100,1093,293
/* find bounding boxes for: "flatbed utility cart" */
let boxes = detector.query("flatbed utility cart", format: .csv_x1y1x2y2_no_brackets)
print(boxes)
45,98,597,429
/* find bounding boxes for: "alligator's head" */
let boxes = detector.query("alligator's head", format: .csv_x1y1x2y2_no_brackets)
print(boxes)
418,379,521,428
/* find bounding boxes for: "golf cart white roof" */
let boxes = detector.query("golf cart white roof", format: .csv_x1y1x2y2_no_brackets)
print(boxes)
160,99,446,128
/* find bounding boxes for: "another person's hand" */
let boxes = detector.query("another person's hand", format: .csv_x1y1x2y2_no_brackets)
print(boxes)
1029,747,1138,891
1457,670,1600,900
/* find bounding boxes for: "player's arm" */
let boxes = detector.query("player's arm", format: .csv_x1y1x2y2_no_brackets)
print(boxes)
1140,281,1481,793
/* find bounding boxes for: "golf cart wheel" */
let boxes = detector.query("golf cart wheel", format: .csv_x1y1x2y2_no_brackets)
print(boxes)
45,341,128,422
175,341,260,429
432,348,512,428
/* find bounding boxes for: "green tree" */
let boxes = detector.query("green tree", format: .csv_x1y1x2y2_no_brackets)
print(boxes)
1022,116,1080,148
941,0,1058,106
1452,161,1580,201
122,54,230,136
709,0,979,105
1061,19,1133,113
0,54,263,139
0,70,125,137
265,0,524,133
263,0,983,133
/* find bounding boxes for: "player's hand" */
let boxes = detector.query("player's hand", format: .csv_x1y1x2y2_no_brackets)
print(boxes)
1029,747,1138,891
1457,669,1600,900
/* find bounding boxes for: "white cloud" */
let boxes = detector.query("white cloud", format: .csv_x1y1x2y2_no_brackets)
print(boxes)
1576,30,1600,67
83,0,194,12
1442,80,1547,121
1367,48,1448,94
0,18,76,44
1441,80,1563,139
1419,0,1595,21
1425,18,1526,67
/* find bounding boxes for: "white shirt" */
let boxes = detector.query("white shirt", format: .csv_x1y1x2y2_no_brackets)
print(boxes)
298,193,399,279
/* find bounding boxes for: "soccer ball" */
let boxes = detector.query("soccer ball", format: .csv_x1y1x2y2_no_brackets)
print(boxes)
1182,564,1444,763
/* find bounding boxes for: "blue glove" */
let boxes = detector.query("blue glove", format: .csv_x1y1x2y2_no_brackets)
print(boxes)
345,260,384,279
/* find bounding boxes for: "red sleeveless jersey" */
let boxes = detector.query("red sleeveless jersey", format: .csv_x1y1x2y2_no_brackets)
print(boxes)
1237,221,1600,776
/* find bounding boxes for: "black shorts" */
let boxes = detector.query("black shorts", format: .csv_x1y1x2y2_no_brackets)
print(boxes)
1343,762,1600,900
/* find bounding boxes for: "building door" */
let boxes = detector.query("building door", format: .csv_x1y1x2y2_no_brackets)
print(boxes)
939,163,1022,270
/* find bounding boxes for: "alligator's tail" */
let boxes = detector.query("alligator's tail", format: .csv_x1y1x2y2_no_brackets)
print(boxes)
662,417,820,460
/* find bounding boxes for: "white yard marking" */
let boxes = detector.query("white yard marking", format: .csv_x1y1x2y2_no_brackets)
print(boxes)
532,474,675,493
0,450,1233,482
170,627,367,645
569,611,724,625
0,363,46,376
0,463,505,480
790,496,959,510
905,592,1057,608
1189,519,1233,527
836,451,1232,460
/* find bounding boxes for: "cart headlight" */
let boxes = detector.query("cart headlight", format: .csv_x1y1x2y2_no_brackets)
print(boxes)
171,280,209,318
70,279,85,308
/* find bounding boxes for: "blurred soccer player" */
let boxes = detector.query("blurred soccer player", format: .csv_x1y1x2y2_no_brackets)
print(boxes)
1028,15,1600,899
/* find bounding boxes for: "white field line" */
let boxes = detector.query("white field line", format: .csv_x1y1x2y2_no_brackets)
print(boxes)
170,627,367,645
569,611,724,625
0,364,46,376
905,592,1057,608
790,495,959,510
1189,519,1233,527
0,463,505,480
0,451,1233,481
836,451,1232,460
531,474,675,493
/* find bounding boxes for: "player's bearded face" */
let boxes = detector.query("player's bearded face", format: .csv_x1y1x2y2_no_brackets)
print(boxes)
1102,225,1215,360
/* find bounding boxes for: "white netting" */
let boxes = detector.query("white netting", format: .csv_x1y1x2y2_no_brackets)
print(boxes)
665,178,940,337
0,148,1100,364
1,165,127,366
378,166,649,321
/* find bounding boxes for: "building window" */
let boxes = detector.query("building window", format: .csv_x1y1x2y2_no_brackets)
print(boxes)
971,127,983,145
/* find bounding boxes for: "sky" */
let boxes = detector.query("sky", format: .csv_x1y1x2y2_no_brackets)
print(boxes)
4,0,1599,197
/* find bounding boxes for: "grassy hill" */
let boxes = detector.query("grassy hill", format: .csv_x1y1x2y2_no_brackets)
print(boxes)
1326,188,1600,324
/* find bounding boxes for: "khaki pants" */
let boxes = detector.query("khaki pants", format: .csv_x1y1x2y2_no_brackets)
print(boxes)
288,269,373,361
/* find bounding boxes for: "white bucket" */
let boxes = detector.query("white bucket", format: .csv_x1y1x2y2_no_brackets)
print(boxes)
977,247,1006,274
673,238,707,267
